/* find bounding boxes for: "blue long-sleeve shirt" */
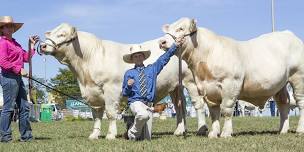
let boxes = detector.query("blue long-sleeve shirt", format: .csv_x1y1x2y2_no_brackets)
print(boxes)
122,44,177,104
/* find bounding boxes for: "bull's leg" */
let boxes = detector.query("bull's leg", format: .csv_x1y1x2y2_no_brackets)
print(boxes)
89,107,104,140
208,105,220,138
185,82,208,135
104,102,117,140
220,79,242,138
103,86,120,140
289,71,304,134
170,91,186,136
287,83,297,109
240,106,245,117
220,98,235,138
192,96,208,136
274,86,290,134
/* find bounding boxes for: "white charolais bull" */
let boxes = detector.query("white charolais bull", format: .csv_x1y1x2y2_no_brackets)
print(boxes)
40,23,208,140
159,17,304,138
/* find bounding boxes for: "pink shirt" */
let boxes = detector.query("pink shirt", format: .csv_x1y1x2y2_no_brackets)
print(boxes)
0,36,35,74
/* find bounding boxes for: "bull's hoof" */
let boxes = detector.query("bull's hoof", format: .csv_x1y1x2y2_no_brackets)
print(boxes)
220,132,232,138
296,128,304,134
279,127,289,134
279,130,288,134
196,125,208,136
105,134,116,140
208,131,219,138
174,129,185,136
88,129,101,140
174,124,186,136
88,134,99,140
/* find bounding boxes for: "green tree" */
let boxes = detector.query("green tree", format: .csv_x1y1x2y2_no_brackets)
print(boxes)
49,68,81,107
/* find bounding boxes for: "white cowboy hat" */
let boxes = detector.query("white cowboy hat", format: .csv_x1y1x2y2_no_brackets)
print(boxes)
0,16,23,33
123,45,151,64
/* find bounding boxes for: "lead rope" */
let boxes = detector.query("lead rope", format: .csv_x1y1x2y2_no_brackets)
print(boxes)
29,40,33,103
178,46,187,139
28,76,89,106
36,39,44,56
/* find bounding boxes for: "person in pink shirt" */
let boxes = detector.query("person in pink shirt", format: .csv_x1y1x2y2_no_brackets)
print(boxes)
0,16,39,142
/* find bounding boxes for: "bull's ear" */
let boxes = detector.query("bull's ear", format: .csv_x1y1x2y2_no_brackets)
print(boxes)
162,24,170,33
191,18,197,25
71,26,77,38
45,31,51,37
190,19,197,32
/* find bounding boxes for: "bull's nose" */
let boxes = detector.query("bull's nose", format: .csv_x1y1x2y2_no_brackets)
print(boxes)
40,44,47,51
158,39,167,49
159,39,167,45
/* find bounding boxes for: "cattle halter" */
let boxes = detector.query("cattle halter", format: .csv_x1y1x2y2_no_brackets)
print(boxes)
36,36,78,55
165,30,197,42
46,36,78,49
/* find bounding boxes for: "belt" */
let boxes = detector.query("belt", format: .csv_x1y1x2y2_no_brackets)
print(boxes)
143,101,153,107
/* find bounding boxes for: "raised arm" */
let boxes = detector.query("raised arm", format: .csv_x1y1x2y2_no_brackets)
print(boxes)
23,35,39,62
152,43,177,75
22,49,35,62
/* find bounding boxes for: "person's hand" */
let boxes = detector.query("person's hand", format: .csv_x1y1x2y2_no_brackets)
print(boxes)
29,35,40,49
175,36,185,47
20,68,29,77
127,79,134,86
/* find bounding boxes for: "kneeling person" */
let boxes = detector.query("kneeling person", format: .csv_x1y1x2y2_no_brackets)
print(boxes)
122,39,183,141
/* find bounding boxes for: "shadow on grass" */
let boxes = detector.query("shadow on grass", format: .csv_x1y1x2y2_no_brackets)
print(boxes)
233,130,279,136
34,137,52,140
115,130,209,140
116,130,288,139
152,131,205,139
115,131,194,140
67,135,87,139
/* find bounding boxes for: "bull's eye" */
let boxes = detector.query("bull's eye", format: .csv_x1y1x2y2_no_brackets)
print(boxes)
57,33,66,37
176,27,184,32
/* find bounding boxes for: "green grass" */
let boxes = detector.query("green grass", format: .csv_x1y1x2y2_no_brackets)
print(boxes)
0,117,304,152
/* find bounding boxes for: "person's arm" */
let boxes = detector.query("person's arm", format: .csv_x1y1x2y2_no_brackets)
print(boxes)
152,43,177,75
122,72,134,97
22,49,35,62
0,41,21,74
23,35,39,62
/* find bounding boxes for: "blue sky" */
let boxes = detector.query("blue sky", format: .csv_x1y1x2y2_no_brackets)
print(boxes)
1,0,303,80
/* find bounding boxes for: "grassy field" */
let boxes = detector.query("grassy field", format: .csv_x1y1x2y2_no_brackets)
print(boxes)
0,117,303,152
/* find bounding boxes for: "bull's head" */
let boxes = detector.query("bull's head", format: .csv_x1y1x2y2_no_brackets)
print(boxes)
159,17,197,51
40,23,77,64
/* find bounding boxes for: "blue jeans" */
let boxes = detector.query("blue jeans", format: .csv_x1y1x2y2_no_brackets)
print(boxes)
0,72,32,142
269,101,276,117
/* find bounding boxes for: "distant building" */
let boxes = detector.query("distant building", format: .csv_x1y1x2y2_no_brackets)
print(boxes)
65,99,92,118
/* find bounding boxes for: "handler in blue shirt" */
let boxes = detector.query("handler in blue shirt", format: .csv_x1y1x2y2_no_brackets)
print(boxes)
122,38,184,141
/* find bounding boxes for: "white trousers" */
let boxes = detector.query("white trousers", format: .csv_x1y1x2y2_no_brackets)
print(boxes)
128,101,153,140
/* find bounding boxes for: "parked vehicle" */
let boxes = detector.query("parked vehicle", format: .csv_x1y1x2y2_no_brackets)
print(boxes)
49,103,63,120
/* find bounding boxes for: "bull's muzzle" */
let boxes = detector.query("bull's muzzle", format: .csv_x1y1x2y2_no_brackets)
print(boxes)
158,39,167,49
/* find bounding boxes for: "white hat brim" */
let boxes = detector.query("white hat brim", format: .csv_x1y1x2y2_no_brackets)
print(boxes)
0,22,23,33
123,50,151,64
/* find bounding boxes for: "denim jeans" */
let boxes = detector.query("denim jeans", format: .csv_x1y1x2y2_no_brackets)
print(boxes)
0,72,32,142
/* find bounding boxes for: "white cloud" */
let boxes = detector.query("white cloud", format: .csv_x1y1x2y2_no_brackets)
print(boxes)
62,4,104,18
